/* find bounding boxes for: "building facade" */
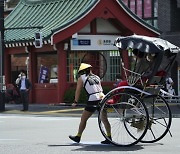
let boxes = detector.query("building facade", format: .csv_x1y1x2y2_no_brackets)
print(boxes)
4,0,179,104
122,0,180,95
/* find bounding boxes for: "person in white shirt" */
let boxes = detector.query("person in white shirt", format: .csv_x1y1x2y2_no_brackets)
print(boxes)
69,63,111,144
18,72,31,111
166,77,175,95
15,70,25,85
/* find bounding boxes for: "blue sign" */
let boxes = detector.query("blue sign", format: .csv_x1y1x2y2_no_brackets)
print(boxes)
73,39,91,46
39,66,49,83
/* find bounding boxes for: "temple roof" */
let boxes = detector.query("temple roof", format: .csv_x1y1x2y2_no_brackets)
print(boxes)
5,0,99,46
4,0,160,47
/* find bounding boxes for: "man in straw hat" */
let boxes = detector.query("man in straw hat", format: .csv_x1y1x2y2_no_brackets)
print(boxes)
69,63,111,144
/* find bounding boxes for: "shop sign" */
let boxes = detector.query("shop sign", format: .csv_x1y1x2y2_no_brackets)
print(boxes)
71,35,118,50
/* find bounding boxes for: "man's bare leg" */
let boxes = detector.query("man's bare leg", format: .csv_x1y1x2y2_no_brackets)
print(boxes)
69,110,93,143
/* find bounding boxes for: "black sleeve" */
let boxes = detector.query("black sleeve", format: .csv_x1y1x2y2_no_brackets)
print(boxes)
27,79,32,89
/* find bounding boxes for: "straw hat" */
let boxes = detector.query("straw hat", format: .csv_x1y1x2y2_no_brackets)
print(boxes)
78,63,92,73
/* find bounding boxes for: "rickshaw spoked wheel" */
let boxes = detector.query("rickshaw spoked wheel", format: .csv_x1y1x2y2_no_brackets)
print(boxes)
140,94,172,143
98,91,149,147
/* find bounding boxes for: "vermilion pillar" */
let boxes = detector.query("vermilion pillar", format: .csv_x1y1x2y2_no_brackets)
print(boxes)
28,48,37,103
4,52,11,83
121,50,129,79
56,43,67,103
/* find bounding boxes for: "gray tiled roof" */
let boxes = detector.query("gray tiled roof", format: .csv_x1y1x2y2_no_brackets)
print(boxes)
4,0,98,44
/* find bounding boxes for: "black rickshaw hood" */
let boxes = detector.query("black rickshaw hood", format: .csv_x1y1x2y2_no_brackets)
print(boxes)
115,34,180,54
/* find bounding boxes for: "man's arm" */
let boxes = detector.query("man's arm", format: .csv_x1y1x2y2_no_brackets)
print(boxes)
26,79,32,90
72,77,83,107
74,77,83,102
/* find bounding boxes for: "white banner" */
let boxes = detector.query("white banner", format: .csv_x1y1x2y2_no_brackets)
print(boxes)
70,35,119,51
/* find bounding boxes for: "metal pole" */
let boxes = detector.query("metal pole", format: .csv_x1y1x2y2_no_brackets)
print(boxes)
0,0,5,111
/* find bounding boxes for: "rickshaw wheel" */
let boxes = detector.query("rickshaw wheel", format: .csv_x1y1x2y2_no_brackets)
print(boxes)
140,94,172,143
98,91,149,147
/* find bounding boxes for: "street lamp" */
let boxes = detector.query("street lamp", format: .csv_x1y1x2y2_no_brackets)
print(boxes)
0,0,5,111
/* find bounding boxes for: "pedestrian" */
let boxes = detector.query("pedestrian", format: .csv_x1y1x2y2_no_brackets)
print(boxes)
69,63,111,144
18,72,32,111
166,76,175,95
15,70,24,85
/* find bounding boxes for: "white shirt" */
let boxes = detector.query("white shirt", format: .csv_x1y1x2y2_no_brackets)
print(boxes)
166,77,173,90
81,74,103,101
20,78,26,90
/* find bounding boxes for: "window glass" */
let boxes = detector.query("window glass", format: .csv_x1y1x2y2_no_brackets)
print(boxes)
144,0,152,18
153,19,158,28
130,0,136,14
11,54,28,83
109,51,121,81
145,19,153,26
137,0,142,18
154,0,158,17
123,0,129,6
67,51,85,82
37,52,57,83
122,0,158,28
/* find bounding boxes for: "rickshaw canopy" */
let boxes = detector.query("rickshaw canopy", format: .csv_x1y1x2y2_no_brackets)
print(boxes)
115,34,180,54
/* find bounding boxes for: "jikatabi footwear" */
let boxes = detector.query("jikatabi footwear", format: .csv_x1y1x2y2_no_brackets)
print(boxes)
101,139,111,144
69,135,81,143
101,136,112,144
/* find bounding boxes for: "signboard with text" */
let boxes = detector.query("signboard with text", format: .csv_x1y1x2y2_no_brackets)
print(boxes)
70,35,119,50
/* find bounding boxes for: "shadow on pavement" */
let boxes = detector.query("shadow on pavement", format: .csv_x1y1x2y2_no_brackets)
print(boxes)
48,142,144,152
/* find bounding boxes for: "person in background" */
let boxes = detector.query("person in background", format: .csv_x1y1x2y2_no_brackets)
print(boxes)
15,70,25,85
166,76,175,95
15,70,26,100
18,72,32,111
69,63,111,144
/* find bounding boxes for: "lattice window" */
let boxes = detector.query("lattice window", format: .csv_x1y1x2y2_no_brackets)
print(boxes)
67,50,121,82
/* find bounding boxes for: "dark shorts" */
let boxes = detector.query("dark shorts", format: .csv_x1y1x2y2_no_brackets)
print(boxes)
85,100,101,113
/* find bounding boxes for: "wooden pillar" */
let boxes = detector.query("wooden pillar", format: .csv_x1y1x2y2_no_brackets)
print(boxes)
28,48,37,103
56,43,67,103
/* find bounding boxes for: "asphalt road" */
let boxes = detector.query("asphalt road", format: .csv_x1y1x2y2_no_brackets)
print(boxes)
1,102,180,118
0,114,180,154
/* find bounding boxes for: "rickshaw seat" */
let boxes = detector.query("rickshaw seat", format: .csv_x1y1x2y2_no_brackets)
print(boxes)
144,70,167,94
141,70,166,85
148,70,167,85
106,70,166,105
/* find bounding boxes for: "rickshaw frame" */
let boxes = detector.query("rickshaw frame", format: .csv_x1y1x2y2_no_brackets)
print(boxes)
97,35,179,146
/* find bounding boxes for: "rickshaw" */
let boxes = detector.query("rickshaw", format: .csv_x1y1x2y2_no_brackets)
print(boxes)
98,34,180,146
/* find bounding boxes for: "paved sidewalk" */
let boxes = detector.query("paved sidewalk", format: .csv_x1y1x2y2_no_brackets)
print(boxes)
0,103,84,116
